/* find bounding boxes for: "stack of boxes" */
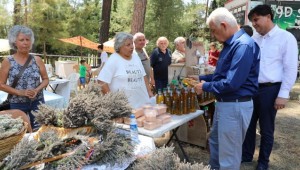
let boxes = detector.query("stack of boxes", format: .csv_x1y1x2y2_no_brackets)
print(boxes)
116,104,172,130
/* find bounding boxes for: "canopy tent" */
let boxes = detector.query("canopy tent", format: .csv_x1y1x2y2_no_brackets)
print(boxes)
59,36,98,56
103,39,115,53
0,39,10,52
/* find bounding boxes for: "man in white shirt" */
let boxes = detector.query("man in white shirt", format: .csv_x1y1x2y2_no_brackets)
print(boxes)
97,44,108,69
242,5,298,170
133,32,154,86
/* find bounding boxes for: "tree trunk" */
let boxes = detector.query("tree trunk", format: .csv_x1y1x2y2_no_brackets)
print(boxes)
131,0,147,34
24,0,28,25
99,0,112,44
13,0,22,25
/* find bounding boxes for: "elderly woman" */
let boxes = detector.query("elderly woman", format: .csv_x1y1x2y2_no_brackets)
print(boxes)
97,32,153,109
150,37,172,91
0,25,49,130
172,36,186,63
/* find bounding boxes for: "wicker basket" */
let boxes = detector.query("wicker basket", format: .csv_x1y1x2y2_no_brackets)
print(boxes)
34,125,95,140
0,122,28,161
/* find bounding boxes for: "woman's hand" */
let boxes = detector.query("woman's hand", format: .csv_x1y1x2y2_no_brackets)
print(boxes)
21,89,37,99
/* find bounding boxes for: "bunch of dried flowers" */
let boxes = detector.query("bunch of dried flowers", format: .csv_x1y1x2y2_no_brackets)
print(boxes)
0,115,24,139
33,83,132,133
1,129,134,169
131,146,211,170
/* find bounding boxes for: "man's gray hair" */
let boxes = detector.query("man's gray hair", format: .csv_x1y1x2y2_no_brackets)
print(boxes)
206,7,237,28
8,25,35,50
114,32,133,53
133,32,145,42
174,37,185,45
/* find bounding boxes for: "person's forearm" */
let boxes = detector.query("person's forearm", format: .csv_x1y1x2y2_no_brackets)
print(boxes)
36,78,49,92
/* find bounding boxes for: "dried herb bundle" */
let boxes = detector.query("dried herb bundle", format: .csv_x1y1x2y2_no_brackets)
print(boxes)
132,146,178,170
33,83,132,131
89,130,134,165
0,137,39,169
1,83,135,169
0,115,24,139
33,104,63,127
131,146,211,170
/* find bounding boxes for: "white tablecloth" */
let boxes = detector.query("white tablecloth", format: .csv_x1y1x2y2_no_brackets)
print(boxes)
116,110,204,138
55,61,77,79
0,90,65,109
48,79,70,107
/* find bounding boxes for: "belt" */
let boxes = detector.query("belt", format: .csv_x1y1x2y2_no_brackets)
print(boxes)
216,96,252,102
259,82,281,88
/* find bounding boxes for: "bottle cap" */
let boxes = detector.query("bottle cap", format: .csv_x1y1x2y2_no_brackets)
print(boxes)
130,114,135,118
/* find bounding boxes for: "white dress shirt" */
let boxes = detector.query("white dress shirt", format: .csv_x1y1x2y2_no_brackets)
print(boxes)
252,25,298,98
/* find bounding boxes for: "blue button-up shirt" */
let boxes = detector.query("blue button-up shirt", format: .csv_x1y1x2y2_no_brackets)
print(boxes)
202,29,260,100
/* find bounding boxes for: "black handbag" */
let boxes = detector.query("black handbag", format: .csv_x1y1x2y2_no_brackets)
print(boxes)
0,55,33,111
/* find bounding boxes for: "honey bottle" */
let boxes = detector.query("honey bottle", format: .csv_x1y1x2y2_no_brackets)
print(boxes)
177,89,183,115
190,88,197,113
156,89,164,104
183,87,189,114
164,90,171,113
172,89,178,115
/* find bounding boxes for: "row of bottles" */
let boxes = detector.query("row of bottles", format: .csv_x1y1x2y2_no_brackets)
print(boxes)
156,85,198,115
198,91,215,104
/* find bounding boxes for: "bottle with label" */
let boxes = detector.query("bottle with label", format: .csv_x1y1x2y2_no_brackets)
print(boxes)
130,114,140,144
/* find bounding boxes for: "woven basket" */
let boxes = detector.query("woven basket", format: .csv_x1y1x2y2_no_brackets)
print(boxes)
34,125,95,140
0,122,28,161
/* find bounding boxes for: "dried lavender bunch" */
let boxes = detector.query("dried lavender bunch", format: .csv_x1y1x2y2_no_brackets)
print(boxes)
175,157,211,170
63,93,91,128
0,137,39,169
0,115,24,139
33,104,63,127
132,146,178,170
94,91,132,119
89,130,134,165
81,82,103,95
45,141,90,170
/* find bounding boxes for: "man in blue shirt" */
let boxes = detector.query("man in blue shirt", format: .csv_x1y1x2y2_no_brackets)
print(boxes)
195,8,260,170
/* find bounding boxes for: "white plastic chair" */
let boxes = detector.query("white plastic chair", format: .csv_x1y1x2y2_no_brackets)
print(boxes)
67,73,80,95
90,67,101,83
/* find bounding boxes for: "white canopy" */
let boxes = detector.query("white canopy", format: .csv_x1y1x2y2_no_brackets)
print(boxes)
0,39,10,52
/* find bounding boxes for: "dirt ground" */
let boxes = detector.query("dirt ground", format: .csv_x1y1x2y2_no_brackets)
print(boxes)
156,100,300,170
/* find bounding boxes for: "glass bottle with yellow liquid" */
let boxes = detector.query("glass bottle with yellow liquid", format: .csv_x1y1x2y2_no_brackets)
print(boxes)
190,88,197,113
156,89,164,104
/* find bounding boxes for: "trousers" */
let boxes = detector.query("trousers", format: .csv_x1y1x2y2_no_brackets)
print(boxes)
209,100,253,170
242,83,280,169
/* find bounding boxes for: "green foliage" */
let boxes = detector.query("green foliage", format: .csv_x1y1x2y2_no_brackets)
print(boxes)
0,0,214,56
144,0,185,51
0,0,12,38
109,0,133,37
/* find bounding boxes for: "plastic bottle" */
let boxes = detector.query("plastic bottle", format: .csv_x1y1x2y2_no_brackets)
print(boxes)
130,114,140,144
